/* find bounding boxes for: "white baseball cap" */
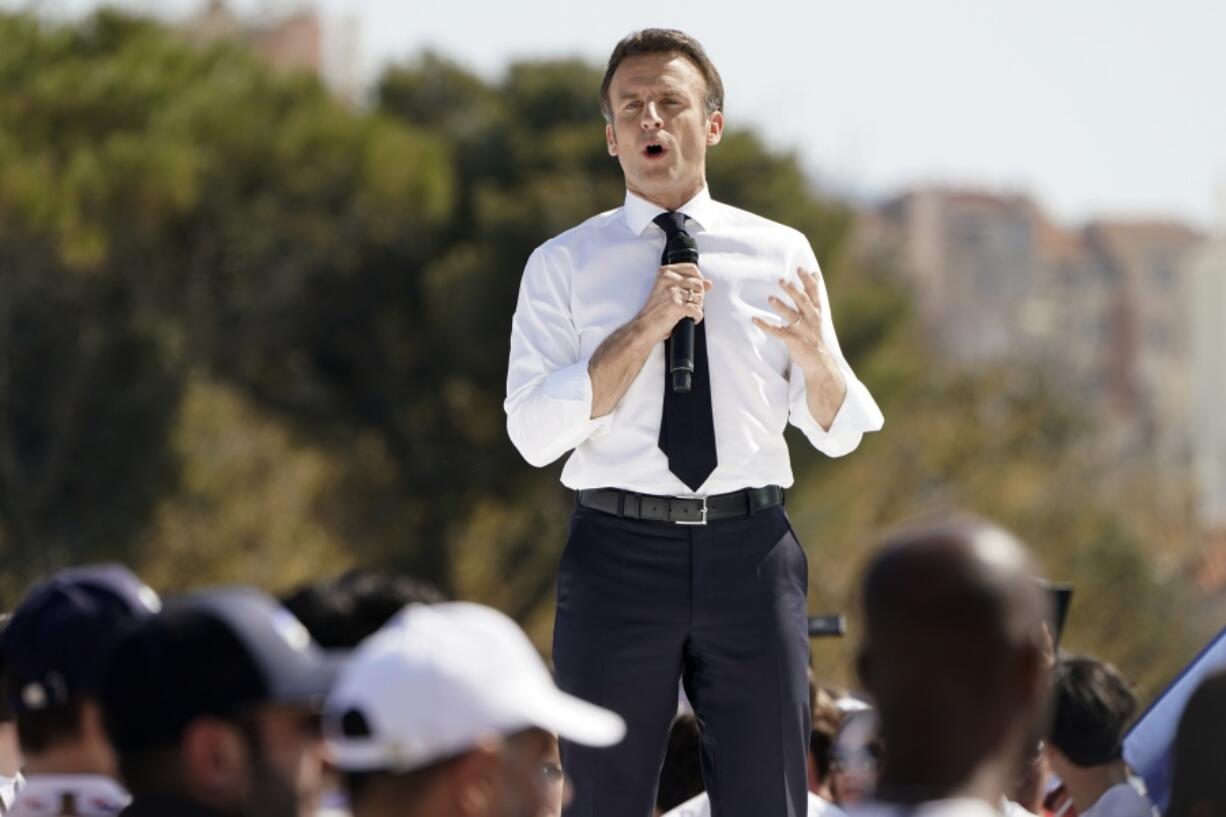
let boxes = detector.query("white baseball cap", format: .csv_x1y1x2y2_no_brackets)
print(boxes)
324,601,625,772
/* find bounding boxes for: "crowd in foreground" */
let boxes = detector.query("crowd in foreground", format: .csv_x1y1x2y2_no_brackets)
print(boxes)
0,517,1223,817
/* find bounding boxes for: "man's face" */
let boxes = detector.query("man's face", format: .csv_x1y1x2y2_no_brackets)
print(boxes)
243,706,327,817
496,728,556,817
605,52,723,204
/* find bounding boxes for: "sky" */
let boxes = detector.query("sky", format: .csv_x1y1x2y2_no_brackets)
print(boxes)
8,0,1226,230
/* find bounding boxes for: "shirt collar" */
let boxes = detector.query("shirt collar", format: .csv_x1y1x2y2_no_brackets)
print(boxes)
623,185,717,236
16,774,127,800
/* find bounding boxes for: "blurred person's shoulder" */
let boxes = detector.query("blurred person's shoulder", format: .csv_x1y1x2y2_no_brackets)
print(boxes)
7,774,128,817
1003,799,1039,817
846,798,1003,817
1081,779,1159,817
811,793,851,817
662,791,848,817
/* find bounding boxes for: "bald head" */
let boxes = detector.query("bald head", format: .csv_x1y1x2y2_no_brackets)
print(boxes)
856,517,1051,804
862,518,1048,656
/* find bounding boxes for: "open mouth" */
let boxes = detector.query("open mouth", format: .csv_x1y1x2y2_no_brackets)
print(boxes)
643,143,667,159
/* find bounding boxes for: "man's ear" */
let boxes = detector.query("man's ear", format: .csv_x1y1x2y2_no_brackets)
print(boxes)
706,111,724,147
606,122,618,157
78,699,117,775
449,741,502,817
180,718,249,807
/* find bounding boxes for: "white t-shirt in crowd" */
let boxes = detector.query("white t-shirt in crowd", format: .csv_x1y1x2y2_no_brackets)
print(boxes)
663,790,849,817
1079,779,1160,817
846,796,1004,817
6,775,128,817
0,773,24,814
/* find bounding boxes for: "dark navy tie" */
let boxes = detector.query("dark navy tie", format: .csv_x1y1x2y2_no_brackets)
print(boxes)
653,211,718,492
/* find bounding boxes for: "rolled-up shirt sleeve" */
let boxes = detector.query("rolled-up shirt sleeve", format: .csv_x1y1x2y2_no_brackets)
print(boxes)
786,246,884,457
505,246,612,467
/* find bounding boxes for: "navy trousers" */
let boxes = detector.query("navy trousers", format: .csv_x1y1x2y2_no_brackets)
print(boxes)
553,503,811,817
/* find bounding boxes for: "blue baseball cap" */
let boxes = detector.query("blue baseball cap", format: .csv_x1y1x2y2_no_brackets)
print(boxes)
0,564,161,713
100,587,341,753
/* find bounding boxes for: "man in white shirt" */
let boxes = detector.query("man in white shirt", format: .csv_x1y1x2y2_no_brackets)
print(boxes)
324,603,624,817
0,566,161,817
505,27,882,817
843,518,1051,817
1045,657,1159,817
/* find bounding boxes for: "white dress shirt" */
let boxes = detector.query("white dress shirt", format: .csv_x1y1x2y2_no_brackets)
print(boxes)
505,187,883,496
664,790,849,817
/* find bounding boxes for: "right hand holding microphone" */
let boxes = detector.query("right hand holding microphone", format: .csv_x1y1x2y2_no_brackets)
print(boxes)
635,262,712,344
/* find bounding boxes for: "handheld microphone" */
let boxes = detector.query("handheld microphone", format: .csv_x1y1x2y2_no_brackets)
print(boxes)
664,232,699,393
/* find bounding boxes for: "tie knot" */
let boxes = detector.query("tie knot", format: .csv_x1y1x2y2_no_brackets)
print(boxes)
653,211,690,237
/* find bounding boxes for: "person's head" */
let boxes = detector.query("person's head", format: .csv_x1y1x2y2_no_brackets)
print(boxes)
325,602,625,817
655,714,703,814
600,29,724,210
0,564,160,776
1167,670,1226,817
807,682,843,798
855,516,1051,803
1044,655,1135,781
829,705,881,805
100,588,338,817
281,568,446,650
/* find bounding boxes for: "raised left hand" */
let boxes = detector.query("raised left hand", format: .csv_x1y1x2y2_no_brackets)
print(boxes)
751,267,831,373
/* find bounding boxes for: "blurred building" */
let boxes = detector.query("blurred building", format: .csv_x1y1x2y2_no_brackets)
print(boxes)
1084,219,1202,462
180,0,362,102
872,186,1203,473
1186,189,1226,532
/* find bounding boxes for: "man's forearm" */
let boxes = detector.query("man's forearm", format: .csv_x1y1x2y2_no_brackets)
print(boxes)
803,351,848,431
589,319,656,419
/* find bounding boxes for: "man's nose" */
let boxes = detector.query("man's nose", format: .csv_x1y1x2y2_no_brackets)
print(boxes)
640,102,663,130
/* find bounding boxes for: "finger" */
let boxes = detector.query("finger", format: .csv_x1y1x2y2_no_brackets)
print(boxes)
800,269,824,320
768,295,800,323
780,277,818,319
752,316,789,336
799,267,821,304
703,279,714,291
674,287,703,307
778,278,809,310
664,262,703,279
686,303,705,324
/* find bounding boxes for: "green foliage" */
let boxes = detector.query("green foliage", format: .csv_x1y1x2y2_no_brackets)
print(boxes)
0,10,1207,697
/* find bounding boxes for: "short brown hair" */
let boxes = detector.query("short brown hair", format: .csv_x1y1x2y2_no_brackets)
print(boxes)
599,29,724,123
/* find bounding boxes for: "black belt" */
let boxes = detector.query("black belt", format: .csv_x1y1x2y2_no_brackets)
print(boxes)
576,486,784,526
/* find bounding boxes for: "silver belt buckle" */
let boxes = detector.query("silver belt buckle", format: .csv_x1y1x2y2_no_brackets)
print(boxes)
675,495,708,526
